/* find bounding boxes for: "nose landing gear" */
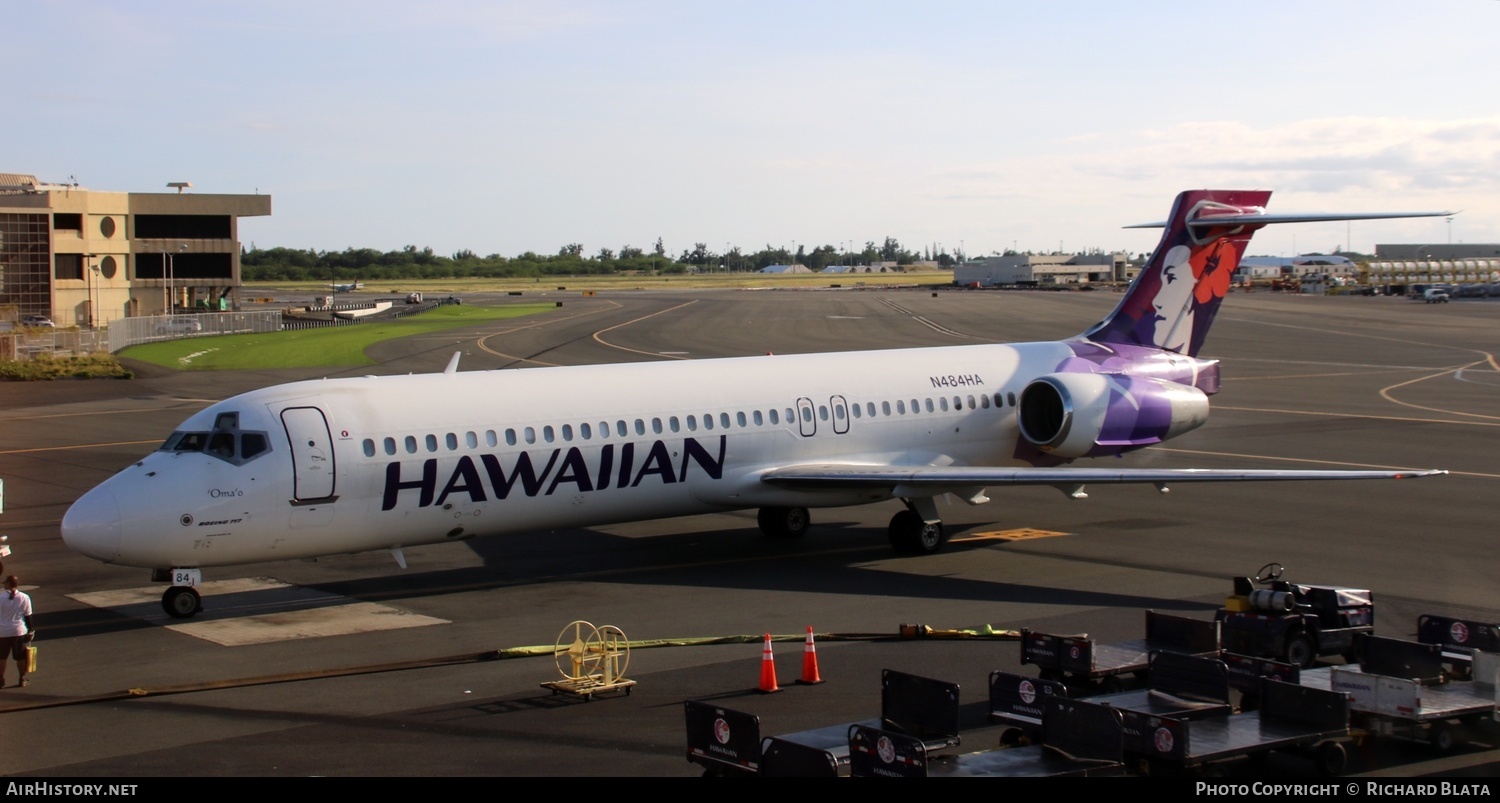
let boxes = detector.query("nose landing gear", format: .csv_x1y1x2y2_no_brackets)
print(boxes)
162,585,202,618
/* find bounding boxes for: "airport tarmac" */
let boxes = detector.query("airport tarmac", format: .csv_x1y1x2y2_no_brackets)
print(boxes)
1,286,1497,778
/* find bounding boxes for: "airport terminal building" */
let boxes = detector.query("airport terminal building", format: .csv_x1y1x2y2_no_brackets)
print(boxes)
0,173,271,328
954,252,1130,287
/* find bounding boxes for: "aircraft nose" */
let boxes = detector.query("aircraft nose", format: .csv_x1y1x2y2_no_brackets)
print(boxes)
61,484,123,562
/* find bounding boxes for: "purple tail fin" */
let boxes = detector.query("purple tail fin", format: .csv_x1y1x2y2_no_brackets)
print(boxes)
1083,189,1272,358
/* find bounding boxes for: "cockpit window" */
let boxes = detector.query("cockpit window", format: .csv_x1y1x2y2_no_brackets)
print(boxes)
208,433,235,459
241,434,268,460
157,411,271,465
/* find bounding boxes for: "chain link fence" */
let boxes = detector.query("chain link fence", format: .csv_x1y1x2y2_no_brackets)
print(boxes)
4,298,458,360
105,311,286,353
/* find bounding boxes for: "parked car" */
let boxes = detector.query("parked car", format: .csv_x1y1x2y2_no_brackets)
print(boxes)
1423,288,1451,304
21,314,54,328
156,317,203,334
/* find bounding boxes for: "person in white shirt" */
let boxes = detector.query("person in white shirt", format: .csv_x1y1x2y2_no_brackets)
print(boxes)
0,575,34,688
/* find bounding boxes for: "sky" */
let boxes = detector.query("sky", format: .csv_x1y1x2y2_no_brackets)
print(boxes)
10,1,1500,260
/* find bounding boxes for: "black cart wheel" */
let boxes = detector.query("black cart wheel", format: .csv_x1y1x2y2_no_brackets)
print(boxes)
1431,722,1459,753
1316,741,1348,776
1284,630,1316,668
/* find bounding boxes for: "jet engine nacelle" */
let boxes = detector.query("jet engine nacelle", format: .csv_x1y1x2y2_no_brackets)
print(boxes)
1017,372,1210,458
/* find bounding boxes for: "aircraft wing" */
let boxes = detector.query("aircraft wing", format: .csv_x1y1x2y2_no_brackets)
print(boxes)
761,464,1445,499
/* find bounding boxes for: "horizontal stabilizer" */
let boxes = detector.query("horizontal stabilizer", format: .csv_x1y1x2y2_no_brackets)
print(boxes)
1125,210,1455,229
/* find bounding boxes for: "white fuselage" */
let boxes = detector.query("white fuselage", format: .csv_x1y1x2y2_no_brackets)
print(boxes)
62,340,1076,569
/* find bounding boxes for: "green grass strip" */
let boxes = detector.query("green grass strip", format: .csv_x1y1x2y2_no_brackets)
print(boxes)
121,304,552,371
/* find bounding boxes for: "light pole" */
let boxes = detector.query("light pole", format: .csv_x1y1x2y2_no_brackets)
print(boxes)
85,253,97,329
166,242,186,313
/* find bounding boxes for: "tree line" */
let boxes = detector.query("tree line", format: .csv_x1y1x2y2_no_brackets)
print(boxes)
240,237,960,281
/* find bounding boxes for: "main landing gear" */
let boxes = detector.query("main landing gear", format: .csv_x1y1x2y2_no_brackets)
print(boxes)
162,586,202,618
757,506,811,538
756,499,950,555
887,508,946,554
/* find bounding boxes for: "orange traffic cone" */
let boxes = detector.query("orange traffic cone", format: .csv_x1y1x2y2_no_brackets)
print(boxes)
797,625,825,685
757,633,780,693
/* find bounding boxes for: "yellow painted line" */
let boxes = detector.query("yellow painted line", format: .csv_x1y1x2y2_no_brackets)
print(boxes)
0,439,160,456
1213,405,1500,429
0,405,205,423
1154,447,1499,480
474,300,622,366
958,528,1071,543
1378,358,1500,422
591,300,700,360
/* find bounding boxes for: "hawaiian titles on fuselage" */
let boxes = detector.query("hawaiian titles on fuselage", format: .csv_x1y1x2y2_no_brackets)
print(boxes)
381,435,727,511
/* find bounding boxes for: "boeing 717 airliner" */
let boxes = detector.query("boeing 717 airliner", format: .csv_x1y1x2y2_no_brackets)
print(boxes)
61,190,1448,617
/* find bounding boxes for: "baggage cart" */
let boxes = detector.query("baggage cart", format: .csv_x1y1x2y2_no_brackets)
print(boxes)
1020,609,1220,691
850,697,1126,777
